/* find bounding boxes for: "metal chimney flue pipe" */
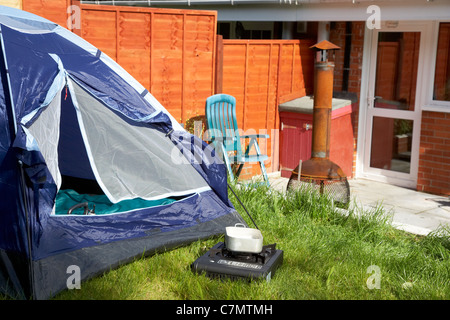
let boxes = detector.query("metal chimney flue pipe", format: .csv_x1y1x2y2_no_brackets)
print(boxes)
311,61,334,160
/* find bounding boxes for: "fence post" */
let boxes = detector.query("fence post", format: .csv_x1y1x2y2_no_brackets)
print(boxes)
215,34,223,94
68,0,82,35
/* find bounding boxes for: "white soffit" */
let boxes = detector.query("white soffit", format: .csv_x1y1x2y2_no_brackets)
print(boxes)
100,0,450,21
214,1,450,22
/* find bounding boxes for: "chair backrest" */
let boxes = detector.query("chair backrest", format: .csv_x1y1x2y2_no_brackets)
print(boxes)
205,94,242,154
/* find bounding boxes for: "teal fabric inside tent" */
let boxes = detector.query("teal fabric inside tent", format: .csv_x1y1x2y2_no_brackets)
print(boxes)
55,189,176,215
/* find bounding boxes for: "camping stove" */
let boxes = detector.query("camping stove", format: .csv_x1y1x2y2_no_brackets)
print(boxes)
191,242,283,282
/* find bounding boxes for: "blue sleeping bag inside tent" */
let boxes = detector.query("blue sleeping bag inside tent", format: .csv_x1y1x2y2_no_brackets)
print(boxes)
55,189,176,215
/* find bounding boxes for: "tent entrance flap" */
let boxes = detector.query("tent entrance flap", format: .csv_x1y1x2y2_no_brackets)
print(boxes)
69,79,211,203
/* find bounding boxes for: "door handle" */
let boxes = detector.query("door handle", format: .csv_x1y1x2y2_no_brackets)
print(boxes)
368,96,382,101
367,95,382,108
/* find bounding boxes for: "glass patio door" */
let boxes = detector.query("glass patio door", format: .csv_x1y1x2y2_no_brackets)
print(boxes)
361,22,430,188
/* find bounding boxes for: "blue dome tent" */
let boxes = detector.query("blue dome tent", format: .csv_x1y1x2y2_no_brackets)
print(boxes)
0,5,244,299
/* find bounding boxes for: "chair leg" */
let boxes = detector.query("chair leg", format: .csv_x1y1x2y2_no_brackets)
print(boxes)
235,163,244,179
248,138,270,187
259,161,270,187
234,161,269,186
221,145,235,182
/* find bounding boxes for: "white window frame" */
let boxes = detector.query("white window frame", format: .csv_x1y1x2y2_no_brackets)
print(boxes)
422,21,450,113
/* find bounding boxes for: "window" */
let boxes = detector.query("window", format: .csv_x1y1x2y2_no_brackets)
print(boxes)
433,22,450,102
217,21,275,39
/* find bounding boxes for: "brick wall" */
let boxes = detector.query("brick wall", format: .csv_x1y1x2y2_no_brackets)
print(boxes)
329,22,346,92
417,111,450,196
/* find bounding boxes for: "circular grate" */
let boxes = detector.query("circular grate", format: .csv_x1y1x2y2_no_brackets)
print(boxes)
287,175,350,209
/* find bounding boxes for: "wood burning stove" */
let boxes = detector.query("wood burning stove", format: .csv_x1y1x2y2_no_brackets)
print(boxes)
287,40,350,208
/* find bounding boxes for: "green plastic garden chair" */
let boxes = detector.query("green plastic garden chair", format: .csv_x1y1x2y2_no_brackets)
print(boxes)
205,94,270,186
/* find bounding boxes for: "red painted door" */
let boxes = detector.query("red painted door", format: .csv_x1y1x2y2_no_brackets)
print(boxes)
279,112,313,178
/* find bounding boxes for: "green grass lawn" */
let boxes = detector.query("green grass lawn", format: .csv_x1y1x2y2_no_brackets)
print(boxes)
53,183,450,300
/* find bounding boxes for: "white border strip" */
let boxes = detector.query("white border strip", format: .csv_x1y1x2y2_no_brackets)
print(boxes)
21,54,66,126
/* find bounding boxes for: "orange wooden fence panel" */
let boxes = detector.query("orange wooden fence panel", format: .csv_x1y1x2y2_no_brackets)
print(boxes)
22,0,73,28
221,39,315,175
222,39,314,131
79,5,217,123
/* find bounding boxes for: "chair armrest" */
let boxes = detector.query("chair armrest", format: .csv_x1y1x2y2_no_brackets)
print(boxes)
241,134,269,139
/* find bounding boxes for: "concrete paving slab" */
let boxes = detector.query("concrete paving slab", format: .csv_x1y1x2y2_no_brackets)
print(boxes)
266,173,450,236
348,179,450,235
